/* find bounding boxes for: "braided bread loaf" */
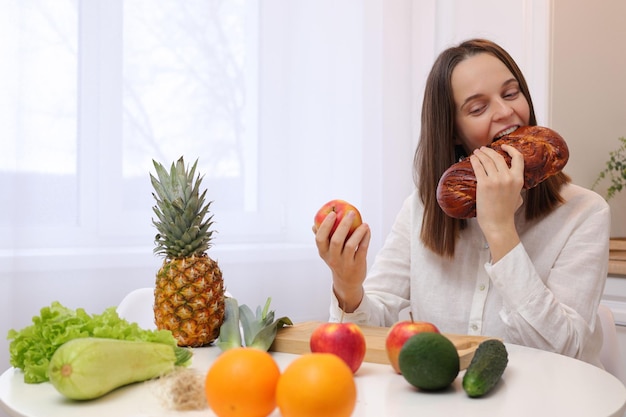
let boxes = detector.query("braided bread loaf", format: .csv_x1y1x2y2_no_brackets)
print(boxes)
436,126,569,219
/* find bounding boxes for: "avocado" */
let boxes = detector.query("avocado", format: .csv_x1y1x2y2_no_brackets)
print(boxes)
398,332,460,391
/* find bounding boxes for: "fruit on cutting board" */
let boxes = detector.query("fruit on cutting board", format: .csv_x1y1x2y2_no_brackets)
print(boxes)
385,316,439,374
398,332,460,391
276,353,357,417
151,157,225,347
205,347,280,417
462,339,508,398
47,337,192,400
309,321,366,373
314,199,363,238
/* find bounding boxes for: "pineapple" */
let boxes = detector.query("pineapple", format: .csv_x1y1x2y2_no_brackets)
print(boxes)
150,157,225,347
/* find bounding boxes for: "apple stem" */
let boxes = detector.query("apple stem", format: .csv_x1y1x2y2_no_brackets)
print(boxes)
409,311,414,323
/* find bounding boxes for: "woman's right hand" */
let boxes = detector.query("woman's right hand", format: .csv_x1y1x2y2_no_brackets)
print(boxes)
313,210,370,313
470,144,524,263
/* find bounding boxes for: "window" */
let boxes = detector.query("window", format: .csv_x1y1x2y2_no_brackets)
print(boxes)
0,1,78,233
109,0,272,242
1,0,284,250
1,1,367,252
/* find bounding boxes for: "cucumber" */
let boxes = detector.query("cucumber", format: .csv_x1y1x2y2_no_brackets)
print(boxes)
48,337,192,400
462,339,508,398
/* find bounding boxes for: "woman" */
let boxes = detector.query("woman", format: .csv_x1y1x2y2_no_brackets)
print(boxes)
314,39,610,366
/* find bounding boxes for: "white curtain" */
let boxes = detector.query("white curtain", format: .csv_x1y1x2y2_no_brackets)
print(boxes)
0,0,549,373
0,0,415,371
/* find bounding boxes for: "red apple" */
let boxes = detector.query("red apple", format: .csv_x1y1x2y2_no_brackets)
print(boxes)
314,199,363,238
309,322,366,374
385,318,439,374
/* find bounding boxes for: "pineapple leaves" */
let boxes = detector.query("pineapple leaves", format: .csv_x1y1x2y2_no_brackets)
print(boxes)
248,317,293,352
216,298,243,351
239,301,273,347
216,297,293,352
150,157,215,258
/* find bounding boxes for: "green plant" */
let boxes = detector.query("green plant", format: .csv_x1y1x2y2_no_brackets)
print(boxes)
593,137,626,200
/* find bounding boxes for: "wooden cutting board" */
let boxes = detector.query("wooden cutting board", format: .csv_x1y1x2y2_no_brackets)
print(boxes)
269,321,497,370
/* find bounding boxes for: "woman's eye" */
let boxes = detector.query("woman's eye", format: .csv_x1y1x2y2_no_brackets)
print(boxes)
504,89,520,99
468,105,485,115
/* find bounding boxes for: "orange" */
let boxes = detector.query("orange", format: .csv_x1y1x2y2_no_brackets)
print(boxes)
204,347,280,417
276,353,357,417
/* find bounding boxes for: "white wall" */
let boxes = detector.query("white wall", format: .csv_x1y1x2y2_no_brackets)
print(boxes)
550,0,626,238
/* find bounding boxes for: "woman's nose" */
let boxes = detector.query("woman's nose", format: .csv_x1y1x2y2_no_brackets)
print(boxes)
493,99,514,120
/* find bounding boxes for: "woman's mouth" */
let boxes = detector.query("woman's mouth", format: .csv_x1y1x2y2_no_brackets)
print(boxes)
494,126,519,139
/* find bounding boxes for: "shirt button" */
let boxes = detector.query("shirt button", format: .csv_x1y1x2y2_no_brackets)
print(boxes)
471,324,478,331
479,284,485,291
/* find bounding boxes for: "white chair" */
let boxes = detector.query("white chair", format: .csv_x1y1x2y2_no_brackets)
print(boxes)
598,303,623,381
117,287,157,330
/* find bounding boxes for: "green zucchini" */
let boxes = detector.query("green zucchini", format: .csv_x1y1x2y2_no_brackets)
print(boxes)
48,337,192,400
462,339,508,398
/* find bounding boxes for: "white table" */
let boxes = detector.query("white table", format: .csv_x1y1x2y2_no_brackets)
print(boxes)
1,344,625,417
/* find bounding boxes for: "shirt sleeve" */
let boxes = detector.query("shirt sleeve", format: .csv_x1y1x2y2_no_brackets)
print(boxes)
485,197,610,366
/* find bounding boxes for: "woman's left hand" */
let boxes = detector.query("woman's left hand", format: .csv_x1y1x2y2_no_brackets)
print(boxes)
469,143,524,262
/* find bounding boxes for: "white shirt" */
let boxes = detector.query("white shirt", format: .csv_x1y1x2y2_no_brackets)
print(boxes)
330,183,610,367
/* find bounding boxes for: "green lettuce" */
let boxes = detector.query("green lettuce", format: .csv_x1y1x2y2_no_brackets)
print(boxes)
7,301,179,384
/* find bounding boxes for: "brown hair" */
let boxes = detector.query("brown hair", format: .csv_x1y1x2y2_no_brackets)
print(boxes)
414,39,570,257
